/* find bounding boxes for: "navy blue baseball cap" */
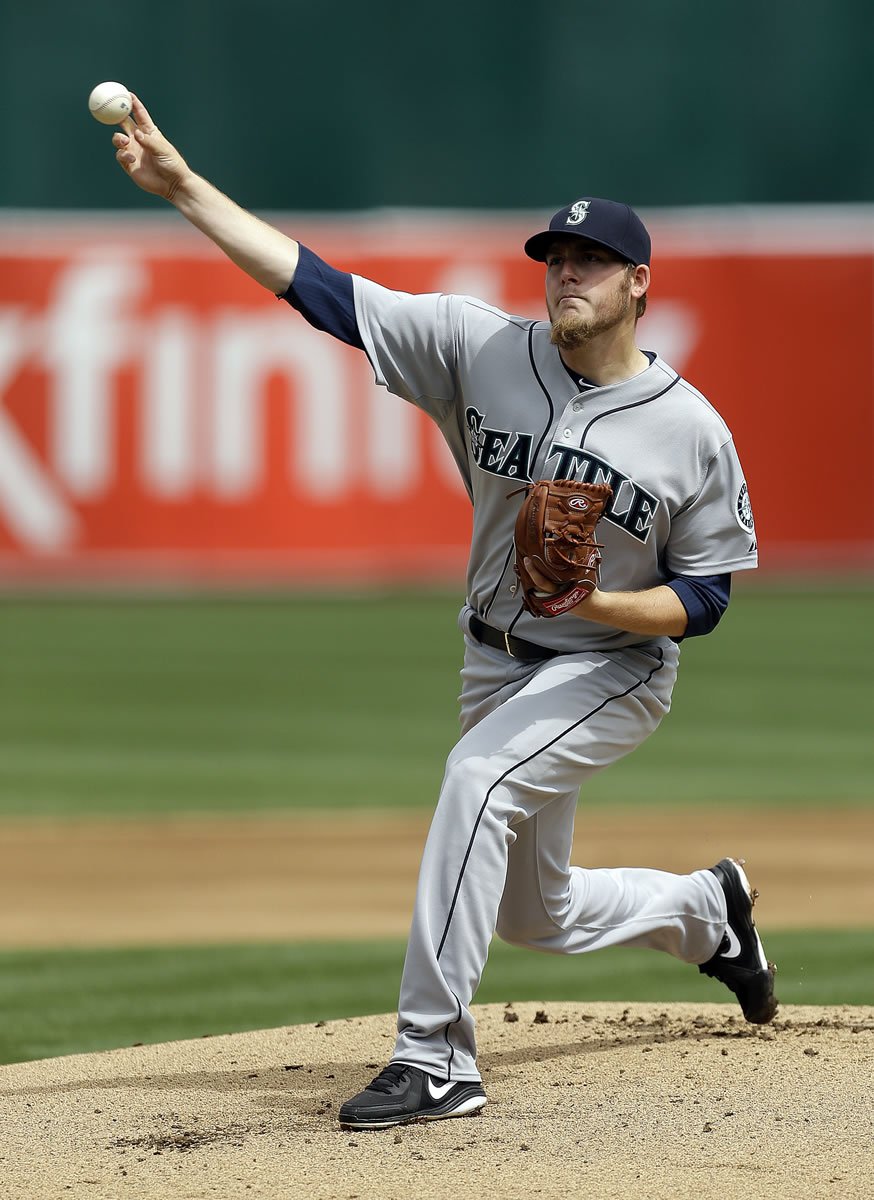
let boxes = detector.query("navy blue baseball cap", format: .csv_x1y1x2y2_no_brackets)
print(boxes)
524,198,651,267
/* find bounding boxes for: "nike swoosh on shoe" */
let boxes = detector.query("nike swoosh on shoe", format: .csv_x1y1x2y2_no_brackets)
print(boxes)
426,1078,456,1101
719,925,743,960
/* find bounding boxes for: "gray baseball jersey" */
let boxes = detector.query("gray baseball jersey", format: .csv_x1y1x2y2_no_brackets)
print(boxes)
353,279,756,652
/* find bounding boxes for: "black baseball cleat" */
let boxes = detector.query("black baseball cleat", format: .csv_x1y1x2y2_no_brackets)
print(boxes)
338,1062,487,1129
698,857,778,1024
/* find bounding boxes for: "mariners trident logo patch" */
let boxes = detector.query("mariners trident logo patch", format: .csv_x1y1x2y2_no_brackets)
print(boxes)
735,481,755,532
566,200,591,226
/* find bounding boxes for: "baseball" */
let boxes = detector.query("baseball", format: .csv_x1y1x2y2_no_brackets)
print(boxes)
88,82,132,125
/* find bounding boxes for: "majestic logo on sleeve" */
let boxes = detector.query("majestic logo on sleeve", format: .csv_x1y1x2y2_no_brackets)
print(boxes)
735,481,755,533
566,200,591,226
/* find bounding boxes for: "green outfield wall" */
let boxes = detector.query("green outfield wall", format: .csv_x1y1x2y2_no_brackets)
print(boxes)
3,0,873,211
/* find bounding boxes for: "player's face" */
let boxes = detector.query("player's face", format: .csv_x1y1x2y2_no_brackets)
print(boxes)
544,239,632,327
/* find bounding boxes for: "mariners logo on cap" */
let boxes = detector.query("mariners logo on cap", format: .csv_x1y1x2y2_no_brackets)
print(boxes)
566,200,591,226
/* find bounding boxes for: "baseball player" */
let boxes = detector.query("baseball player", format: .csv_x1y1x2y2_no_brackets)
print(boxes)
112,95,777,1131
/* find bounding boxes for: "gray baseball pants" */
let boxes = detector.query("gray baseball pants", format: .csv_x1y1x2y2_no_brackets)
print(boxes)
391,621,728,1081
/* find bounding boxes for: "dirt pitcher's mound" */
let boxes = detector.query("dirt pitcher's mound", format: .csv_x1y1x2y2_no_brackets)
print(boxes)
1,1002,871,1200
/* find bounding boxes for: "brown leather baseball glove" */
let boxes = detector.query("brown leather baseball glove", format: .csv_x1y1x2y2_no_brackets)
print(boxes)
510,479,613,617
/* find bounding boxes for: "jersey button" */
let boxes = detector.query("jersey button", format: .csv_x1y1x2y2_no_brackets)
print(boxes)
572,401,583,412
562,429,572,439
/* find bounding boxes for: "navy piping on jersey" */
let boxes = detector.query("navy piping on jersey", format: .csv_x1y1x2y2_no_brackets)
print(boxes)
482,321,554,623
433,645,666,1076
279,243,363,349
578,372,680,446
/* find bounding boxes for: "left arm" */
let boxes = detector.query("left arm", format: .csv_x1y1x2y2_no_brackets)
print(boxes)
570,573,731,638
575,585,689,638
522,556,688,636
521,559,731,638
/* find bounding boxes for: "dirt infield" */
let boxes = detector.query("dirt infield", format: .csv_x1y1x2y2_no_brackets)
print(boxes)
2,807,873,1198
1,806,873,947
1,1001,872,1200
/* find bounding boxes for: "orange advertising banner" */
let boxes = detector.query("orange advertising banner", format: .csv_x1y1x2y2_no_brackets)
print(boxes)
0,210,872,582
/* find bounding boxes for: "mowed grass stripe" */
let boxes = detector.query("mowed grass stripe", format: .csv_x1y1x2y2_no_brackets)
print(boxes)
0,584,871,815
0,930,870,1065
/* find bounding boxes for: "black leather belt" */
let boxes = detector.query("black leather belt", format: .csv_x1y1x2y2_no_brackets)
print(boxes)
468,614,560,661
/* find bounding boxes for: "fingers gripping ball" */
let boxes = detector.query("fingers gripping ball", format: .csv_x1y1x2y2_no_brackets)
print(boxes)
88,82,132,125
511,479,613,617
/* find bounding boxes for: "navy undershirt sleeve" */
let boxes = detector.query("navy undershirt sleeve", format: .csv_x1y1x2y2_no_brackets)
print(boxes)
278,243,364,349
666,574,731,640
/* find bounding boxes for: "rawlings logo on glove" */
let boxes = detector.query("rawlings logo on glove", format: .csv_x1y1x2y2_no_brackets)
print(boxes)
510,479,613,618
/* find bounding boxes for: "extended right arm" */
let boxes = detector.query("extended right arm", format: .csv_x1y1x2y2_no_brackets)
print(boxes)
113,93,299,295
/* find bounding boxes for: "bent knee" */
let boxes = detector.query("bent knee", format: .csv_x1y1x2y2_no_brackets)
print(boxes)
440,752,517,817
495,903,559,947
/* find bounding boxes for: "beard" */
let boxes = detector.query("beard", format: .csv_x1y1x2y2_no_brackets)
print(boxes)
549,273,634,350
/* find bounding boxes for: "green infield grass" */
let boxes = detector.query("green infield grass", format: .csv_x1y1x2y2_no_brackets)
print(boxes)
0,930,870,1065
0,582,871,816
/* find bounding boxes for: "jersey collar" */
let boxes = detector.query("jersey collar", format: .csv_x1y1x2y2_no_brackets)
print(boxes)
560,348,656,393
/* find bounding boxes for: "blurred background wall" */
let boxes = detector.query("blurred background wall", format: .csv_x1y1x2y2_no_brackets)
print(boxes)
1,0,872,581
3,0,874,211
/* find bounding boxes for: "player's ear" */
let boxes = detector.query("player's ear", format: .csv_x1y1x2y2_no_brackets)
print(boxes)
629,264,650,300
